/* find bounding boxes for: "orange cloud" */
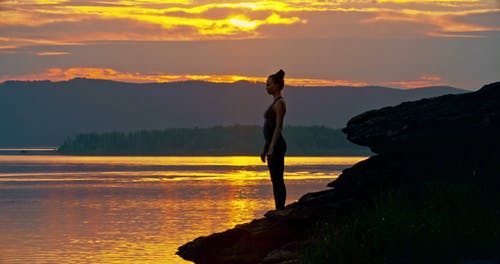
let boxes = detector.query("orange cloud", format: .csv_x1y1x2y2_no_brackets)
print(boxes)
1,0,498,48
45,2,305,37
361,8,500,37
36,51,70,56
0,67,368,87
384,74,446,88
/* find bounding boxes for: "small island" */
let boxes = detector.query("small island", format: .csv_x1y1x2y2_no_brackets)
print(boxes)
176,82,500,263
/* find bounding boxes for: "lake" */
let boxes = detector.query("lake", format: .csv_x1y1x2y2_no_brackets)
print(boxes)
0,155,366,263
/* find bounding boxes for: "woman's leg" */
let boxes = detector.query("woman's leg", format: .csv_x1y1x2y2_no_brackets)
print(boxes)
268,154,286,210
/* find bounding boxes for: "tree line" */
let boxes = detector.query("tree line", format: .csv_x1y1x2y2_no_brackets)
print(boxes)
58,125,371,156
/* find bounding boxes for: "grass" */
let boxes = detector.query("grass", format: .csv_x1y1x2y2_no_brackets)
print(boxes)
303,182,500,264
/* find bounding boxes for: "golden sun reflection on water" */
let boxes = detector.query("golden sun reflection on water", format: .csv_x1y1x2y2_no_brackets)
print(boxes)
0,155,365,166
0,155,365,263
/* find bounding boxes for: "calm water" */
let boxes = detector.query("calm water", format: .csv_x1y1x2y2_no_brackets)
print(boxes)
0,155,365,263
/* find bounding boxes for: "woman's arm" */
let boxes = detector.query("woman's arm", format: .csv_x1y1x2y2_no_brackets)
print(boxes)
261,143,269,163
267,100,286,156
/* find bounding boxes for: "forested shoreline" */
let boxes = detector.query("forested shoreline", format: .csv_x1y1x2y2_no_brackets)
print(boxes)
58,125,371,156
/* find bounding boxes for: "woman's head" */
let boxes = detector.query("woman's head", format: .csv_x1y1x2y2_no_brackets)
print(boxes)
266,69,285,94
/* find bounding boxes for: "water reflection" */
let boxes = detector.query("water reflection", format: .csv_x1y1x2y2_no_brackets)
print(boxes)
0,155,364,166
0,156,365,263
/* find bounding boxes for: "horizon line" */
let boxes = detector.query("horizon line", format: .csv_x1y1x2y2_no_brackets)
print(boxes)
0,77,462,91
0,67,459,89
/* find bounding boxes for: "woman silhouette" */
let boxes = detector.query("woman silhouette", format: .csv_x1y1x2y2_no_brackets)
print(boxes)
260,69,287,210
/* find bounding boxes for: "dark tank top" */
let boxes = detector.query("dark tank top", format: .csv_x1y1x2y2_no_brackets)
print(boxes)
263,96,286,154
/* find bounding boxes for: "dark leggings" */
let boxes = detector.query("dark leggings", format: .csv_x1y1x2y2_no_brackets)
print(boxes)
267,154,286,210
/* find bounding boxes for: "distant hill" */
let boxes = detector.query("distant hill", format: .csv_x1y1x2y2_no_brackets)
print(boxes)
0,78,467,147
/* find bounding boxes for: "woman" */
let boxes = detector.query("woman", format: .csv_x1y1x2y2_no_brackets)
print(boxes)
261,69,287,210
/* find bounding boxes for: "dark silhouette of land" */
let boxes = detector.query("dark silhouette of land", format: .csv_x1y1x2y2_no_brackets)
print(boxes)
0,78,466,147
58,125,372,156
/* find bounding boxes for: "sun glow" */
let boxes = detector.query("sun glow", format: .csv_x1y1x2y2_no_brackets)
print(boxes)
2,0,496,46
229,17,258,30
44,2,305,38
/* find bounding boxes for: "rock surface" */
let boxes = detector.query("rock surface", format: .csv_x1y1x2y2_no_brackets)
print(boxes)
177,82,500,264
331,82,500,195
342,82,500,154
177,189,356,264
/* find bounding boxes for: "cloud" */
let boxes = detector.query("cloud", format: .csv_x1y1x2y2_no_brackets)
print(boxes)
0,3,306,45
1,0,498,45
450,10,500,29
258,10,442,38
384,74,447,88
36,52,70,56
359,8,500,37
0,18,200,47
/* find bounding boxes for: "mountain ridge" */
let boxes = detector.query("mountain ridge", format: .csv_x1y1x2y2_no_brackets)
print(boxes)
1,77,466,91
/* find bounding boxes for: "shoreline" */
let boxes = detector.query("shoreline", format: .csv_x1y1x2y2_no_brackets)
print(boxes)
0,147,370,157
0,153,369,158
0,148,59,155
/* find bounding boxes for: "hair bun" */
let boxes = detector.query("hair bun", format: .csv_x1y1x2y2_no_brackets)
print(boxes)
276,69,285,79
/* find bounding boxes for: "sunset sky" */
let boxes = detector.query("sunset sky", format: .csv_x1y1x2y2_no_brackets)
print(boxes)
1,0,499,89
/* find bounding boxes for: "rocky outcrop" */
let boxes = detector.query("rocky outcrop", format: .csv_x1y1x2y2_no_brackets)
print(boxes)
331,82,500,197
177,82,500,264
177,189,357,264
343,82,500,155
